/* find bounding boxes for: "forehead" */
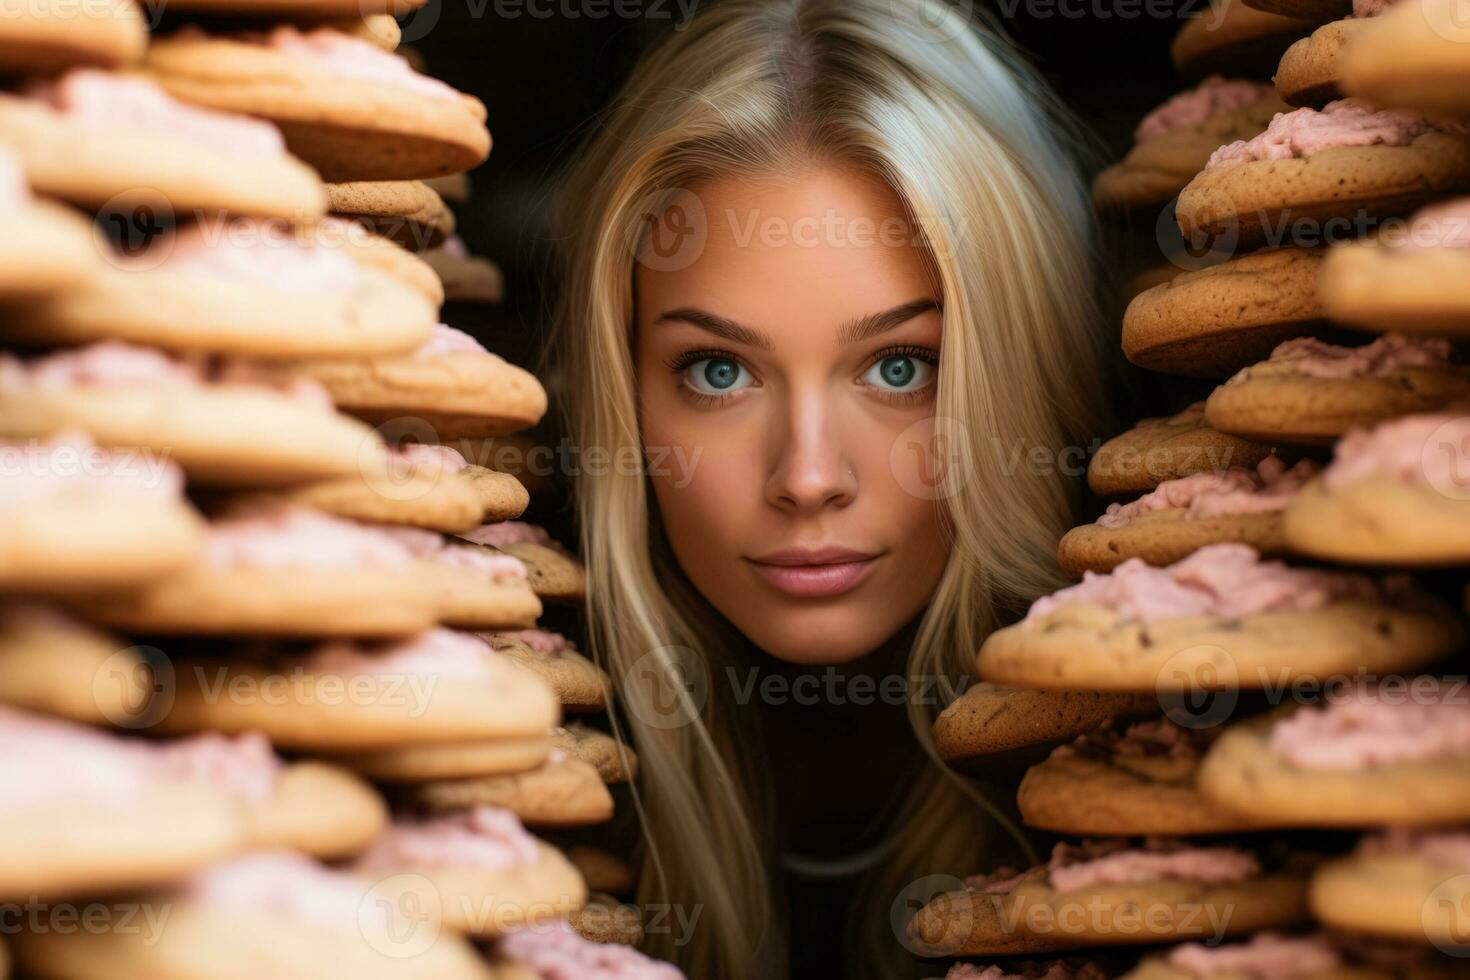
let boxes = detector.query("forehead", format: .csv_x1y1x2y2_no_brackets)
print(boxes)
635,164,937,335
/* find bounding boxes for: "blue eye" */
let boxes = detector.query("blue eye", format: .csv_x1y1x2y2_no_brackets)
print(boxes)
685,357,752,395
863,354,933,392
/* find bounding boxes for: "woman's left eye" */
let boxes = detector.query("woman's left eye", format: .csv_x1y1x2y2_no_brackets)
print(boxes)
683,356,753,396
862,354,934,392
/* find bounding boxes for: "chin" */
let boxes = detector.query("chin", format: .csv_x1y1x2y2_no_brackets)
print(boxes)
731,606,897,665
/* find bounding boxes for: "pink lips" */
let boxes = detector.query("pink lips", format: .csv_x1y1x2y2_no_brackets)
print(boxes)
744,547,881,599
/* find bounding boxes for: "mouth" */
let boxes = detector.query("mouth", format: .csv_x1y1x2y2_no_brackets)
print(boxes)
743,547,883,599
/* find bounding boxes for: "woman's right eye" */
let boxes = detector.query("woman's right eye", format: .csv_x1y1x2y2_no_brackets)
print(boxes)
683,357,752,396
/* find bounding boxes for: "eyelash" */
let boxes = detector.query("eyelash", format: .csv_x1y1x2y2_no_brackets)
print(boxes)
665,345,940,407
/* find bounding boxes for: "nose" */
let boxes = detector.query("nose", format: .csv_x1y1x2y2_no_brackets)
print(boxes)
764,386,857,513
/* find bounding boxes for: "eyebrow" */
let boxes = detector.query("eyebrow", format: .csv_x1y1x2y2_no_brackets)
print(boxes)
654,298,941,350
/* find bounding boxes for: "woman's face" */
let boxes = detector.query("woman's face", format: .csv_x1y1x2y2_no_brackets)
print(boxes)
635,164,949,665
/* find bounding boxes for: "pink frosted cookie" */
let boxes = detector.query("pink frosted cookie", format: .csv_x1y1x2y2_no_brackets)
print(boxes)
908,837,1306,958
460,521,586,603
1018,718,1274,837
1122,932,1393,979
930,683,1159,764
411,748,616,829
495,920,687,979
1320,196,1470,338
0,145,104,301
1059,456,1320,576
3,215,436,359
1200,678,1470,827
145,26,489,182
12,851,490,980
978,544,1460,692
0,340,391,487
352,806,586,937
1088,401,1289,497
1275,0,1409,109
1313,828,1470,943
76,504,443,637
326,179,455,252
425,237,507,304
1094,77,1287,212
380,524,542,629
483,629,610,712
153,625,559,751
1177,98,1470,249
288,323,548,441
1204,333,1470,444
0,430,205,593
0,69,324,221
1284,411,1470,565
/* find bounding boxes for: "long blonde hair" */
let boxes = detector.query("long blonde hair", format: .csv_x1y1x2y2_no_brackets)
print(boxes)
552,1,1112,975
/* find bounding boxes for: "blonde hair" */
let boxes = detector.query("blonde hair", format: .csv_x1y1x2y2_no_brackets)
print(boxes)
552,1,1112,975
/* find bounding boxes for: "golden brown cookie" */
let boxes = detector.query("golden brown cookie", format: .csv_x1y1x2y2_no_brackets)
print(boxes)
1311,834,1470,944
0,193,105,302
502,542,587,603
425,246,505,304
483,631,608,712
551,723,638,785
305,217,445,307
0,0,146,74
325,733,552,782
569,895,645,946
328,179,454,251
0,604,152,726
234,466,489,534
932,683,1159,764
413,753,616,828
1122,247,1329,379
1276,19,1369,107
1320,232,1470,338
1124,933,1400,980
1088,402,1287,496
1340,0,1470,114
1172,3,1316,79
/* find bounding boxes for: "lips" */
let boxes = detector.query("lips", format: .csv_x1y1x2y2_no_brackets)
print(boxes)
743,547,882,599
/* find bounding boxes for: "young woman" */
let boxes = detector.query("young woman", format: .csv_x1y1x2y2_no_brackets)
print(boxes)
552,1,1113,975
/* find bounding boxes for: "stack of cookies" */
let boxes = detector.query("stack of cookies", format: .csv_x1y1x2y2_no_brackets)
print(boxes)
0,3,668,978
918,2,1470,975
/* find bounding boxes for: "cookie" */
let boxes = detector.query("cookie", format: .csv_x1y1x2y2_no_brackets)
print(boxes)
1124,932,1400,980
74,506,442,637
326,733,552,782
483,630,609,712
1311,829,1470,943
287,324,547,440
1171,3,1316,79
3,218,437,359
570,895,644,946
12,852,490,980
412,751,615,827
1243,0,1350,18
551,723,638,784
1340,0,1470,115
0,71,327,223
931,683,1159,764
461,463,533,520
1276,20,1369,107
0,150,104,301
1319,199,1470,337
1198,684,1470,827
425,243,505,304
494,920,683,978
0,0,146,74
152,629,560,751
384,527,543,629
1018,719,1267,836
1122,247,1329,379
1176,100,1470,251
1088,402,1286,496
563,846,636,895
328,179,454,251
1204,335,1470,445
0,709,245,900
1284,412,1470,565
234,465,490,534
1094,80,1287,213
909,840,1307,958
1059,457,1319,576
0,604,152,726
145,26,490,182
336,15,403,49
305,216,446,307
449,433,557,496
0,433,206,593
0,343,392,488
979,545,1461,693
460,523,585,603
353,807,586,937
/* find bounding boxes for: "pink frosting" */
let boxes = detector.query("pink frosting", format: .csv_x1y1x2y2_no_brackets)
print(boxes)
156,218,360,294
0,430,185,506
964,866,1025,894
1025,544,1381,623
442,236,470,259
514,629,572,654
246,27,460,102
1360,827,1470,871
1135,76,1274,143
1097,457,1319,528
1168,933,1341,978
149,732,281,804
1322,412,1465,491
1074,718,1215,760
355,806,539,871
188,852,367,931
1268,679,1470,769
1206,100,1442,169
1352,0,1396,16
379,525,528,583
29,70,284,157
203,506,419,569
947,964,1106,980
1400,198,1470,249
0,341,333,408
1046,839,1259,893
392,442,469,474
1230,334,1453,382
297,628,510,681
416,323,488,357
499,920,686,980
0,708,156,809
459,521,553,549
